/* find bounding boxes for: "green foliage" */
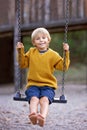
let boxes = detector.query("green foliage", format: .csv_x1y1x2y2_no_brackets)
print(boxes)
50,30,87,64
50,33,64,56
23,36,32,52
68,30,87,63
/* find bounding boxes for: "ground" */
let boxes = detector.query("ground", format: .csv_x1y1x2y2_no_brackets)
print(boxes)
0,84,87,130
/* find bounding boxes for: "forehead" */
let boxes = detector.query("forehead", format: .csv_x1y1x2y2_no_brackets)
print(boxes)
35,32,47,38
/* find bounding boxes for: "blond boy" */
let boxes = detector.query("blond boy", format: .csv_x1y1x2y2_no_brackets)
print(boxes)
16,27,70,127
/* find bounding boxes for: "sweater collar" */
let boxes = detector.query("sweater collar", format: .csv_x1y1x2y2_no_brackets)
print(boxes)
39,48,49,53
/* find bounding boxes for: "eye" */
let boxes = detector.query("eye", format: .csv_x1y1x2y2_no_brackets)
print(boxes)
42,36,46,39
36,37,40,40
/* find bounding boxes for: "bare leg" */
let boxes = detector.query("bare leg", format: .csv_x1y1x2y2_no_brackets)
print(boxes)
39,96,49,118
29,96,39,114
29,96,39,125
38,96,49,127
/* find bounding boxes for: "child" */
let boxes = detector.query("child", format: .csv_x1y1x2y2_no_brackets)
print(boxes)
16,27,70,127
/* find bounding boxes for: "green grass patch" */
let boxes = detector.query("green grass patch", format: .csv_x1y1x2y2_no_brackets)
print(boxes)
55,64,86,84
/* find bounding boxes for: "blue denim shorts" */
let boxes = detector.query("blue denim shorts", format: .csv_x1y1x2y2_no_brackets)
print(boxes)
25,86,55,104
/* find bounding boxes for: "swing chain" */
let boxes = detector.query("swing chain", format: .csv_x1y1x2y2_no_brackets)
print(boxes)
17,0,21,42
16,0,22,91
62,0,70,95
64,0,70,43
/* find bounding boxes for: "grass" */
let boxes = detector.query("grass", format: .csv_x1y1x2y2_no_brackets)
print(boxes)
55,63,86,85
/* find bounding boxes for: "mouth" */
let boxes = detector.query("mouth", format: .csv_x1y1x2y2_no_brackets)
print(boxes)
39,43,45,45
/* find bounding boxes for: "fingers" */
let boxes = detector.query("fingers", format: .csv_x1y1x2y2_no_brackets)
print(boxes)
63,43,69,51
16,42,24,48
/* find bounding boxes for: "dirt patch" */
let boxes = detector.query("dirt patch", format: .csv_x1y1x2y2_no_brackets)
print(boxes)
0,84,87,130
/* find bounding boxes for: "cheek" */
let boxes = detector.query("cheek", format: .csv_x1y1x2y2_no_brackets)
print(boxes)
32,42,35,46
32,40,37,45
47,40,50,45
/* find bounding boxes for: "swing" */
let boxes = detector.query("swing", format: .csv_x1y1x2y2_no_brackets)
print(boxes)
13,0,69,103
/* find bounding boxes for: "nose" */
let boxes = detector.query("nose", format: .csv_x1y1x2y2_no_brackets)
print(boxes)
40,37,43,41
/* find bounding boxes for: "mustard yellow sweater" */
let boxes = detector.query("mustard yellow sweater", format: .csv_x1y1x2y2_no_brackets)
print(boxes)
18,47,70,89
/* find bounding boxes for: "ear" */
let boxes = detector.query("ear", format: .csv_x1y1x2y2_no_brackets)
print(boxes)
32,40,35,46
47,37,51,43
49,37,51,42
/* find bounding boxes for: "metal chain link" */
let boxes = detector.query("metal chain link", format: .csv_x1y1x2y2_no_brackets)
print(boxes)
17,0,21,42
62,0,70,95
15,0,22,91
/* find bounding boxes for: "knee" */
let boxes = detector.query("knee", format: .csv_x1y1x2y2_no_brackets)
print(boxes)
40,96,49,105
30,96,39,103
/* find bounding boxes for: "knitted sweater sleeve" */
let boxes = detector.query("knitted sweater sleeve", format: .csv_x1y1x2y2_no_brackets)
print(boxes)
17,47,30,68
54,51,70,71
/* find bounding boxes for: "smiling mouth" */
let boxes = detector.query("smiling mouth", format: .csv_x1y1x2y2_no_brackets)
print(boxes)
39,44,44,46
39,42,45,45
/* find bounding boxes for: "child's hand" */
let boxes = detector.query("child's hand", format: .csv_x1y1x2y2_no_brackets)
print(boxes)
16,42,24,49
63,43,69,51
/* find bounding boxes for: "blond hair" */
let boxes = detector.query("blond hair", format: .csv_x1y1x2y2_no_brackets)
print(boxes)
31,27,51,42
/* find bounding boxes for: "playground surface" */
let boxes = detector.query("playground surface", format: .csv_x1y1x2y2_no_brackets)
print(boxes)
0,84,87,130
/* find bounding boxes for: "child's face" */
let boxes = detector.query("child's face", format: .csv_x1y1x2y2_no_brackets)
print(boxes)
32,33,50,51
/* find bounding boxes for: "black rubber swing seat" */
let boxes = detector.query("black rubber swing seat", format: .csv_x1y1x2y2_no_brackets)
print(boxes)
13,91,67,103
